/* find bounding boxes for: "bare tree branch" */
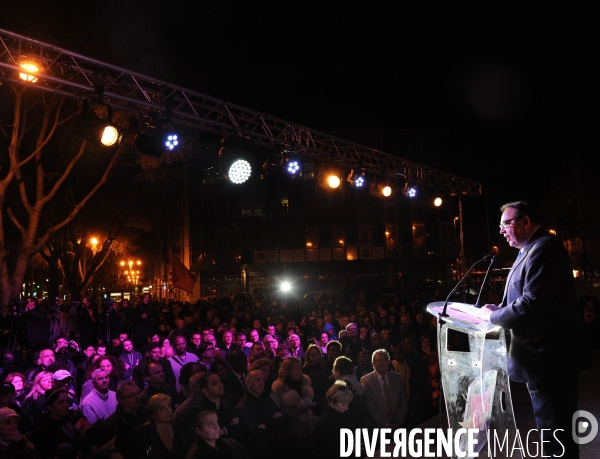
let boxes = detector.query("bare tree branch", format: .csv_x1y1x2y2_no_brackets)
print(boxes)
5,208,27,236
33,142,124,253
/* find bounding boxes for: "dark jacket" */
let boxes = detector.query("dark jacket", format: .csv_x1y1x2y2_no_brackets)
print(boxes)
490,228,591,382
140,383,178,408
30,415,82,459
235,392,290,459
315,405,363,459
130,303,156,342
125,421,189,459
105,403,147,450
0,435,39,459
189,436,251,459
20,305,48,350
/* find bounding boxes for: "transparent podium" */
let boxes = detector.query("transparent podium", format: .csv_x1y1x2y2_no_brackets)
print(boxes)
426,301,521,459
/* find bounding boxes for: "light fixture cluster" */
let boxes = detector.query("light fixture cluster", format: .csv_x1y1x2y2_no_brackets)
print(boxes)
15,56,122,148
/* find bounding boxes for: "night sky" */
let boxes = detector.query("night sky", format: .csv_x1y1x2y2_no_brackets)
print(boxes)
2,2,599,251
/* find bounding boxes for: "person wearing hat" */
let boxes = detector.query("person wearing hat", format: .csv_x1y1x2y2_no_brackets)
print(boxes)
0,407,39,459
0,383,32,437
52,370,80,410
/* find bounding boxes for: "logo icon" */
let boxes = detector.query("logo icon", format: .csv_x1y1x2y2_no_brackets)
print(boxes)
572,410,598,445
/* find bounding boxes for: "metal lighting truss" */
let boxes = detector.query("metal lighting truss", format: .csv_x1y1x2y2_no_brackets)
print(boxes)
0,28,481,195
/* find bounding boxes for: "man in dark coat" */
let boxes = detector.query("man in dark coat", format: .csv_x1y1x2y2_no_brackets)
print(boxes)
235,369,289,459
18,297,48,351
482,201,590,459
130,294,156,350
77,297,98,348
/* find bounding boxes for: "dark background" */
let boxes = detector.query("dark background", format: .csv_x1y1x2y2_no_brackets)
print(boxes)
2,1,599,249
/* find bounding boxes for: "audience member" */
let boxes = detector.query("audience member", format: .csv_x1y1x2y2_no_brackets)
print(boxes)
118,339,143,381
124,394,188,459
222,351,248,407
80,369,118,424
332,356,377,431
105,381,146,450
0,407,39,459
270,357,315,457
169,336,199,393
302,344,329,415
4,373,27,407
30,389,89,459
186,410,250,459
140,362,178,407
360,349,407,429
315,380,363,458
235,369,289,459
21,372,53,426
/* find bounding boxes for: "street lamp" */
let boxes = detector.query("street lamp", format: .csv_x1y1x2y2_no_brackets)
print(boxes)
90,237,99,255
120,259,142,284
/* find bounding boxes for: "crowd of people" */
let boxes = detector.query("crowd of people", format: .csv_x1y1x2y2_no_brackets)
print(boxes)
0,287,597,459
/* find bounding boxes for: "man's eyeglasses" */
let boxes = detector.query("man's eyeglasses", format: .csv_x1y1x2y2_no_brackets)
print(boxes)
499,216,523,229
121,391,141,399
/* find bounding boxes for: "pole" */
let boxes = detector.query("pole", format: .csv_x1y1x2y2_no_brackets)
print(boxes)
459,195,466,302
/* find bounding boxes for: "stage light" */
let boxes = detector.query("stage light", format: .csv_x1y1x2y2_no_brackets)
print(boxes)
165,134,179,150
228,159,252,184
219,136,256,184
434,197,443,207
370,183,393,197
101,126,120,147
19,57,41,83
280,281,292,292
347,169,367,188
318,171,342,189
74,101,121,147
286,159,300,174
403,184,417,197
328,175,341,188
135,121,181,157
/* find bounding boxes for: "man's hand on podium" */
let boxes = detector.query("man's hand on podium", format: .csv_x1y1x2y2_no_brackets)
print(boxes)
480,304,501,321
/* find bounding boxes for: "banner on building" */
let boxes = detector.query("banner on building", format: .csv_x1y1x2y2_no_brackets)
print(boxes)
172,255,197,293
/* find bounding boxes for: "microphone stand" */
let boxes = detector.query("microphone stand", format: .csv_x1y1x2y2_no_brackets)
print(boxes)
438,254,494,325
475,256,496,307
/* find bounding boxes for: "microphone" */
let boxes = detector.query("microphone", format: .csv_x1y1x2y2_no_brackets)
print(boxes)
439,254,496,321
475,255,496,307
